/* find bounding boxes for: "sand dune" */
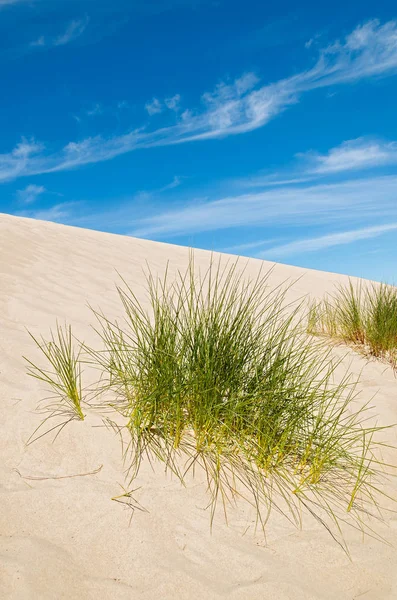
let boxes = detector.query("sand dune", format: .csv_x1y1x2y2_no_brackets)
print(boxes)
1,212,397,600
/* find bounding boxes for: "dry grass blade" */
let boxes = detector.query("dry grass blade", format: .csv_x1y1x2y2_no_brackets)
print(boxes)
14,464,103,480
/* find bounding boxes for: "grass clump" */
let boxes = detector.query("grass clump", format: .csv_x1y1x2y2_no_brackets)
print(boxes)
88,259,390,548
25,324,85,442
308,280,397,368
26,259,393,549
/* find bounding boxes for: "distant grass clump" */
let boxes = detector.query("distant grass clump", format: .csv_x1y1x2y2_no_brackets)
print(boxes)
26,259,393,550
308,280,397,369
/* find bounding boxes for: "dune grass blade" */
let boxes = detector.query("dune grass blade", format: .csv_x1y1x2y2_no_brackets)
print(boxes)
88,257,391,551
308,280,397,368
25,323,85,443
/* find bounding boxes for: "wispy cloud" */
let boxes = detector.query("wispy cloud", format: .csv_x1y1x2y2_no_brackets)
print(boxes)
54,17,89,46
263,223,397,258
223,238,283,253
16,183,45,204
30,36,45,47
306,137,397,173
16,175,397,254
0,138,44,183
131,176,184,202
0,0,31,6
145,94,181,116
86,103,103,117
3,19,397,182
18,202,79,223
129,175,397,239
164,94,181,111
238,174,317,189
158,175,183,192
30,16,89,49
145,98,163,116
304,32,322,49
241,136,397,187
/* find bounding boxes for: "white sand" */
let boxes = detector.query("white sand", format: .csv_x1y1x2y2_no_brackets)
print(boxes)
1,212,397,599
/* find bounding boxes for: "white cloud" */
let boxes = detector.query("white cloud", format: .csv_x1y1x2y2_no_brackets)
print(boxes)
30,17,89,49
129,175,397,239
18,202,78,223
158,175,183,191
17,173,397,250
16,183,45,204
0,138,43,182
0,0,31,6
86,103,103,117
3,19,397,181
244,137,397,184
263,223,397,258
223,238,282,253
164,94,181,111
307,138,397,173
241,137,397,185
304,32,321,50
145,94,181,115
238,174,317,188
131,176,184,202
30,36,45,47
54,17,89,46
12,138,42,157
145,98,163,115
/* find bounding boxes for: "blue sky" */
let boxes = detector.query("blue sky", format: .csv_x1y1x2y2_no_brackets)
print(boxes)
1,0,397,281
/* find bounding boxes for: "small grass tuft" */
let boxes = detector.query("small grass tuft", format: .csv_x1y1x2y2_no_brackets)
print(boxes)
25,323,85,443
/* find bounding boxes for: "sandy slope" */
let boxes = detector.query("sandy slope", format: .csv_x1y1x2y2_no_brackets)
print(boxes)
1,212,396,600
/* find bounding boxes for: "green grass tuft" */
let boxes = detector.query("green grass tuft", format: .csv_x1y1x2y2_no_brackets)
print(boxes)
308,280,397,369
25,323,85,443
88,259,392,549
